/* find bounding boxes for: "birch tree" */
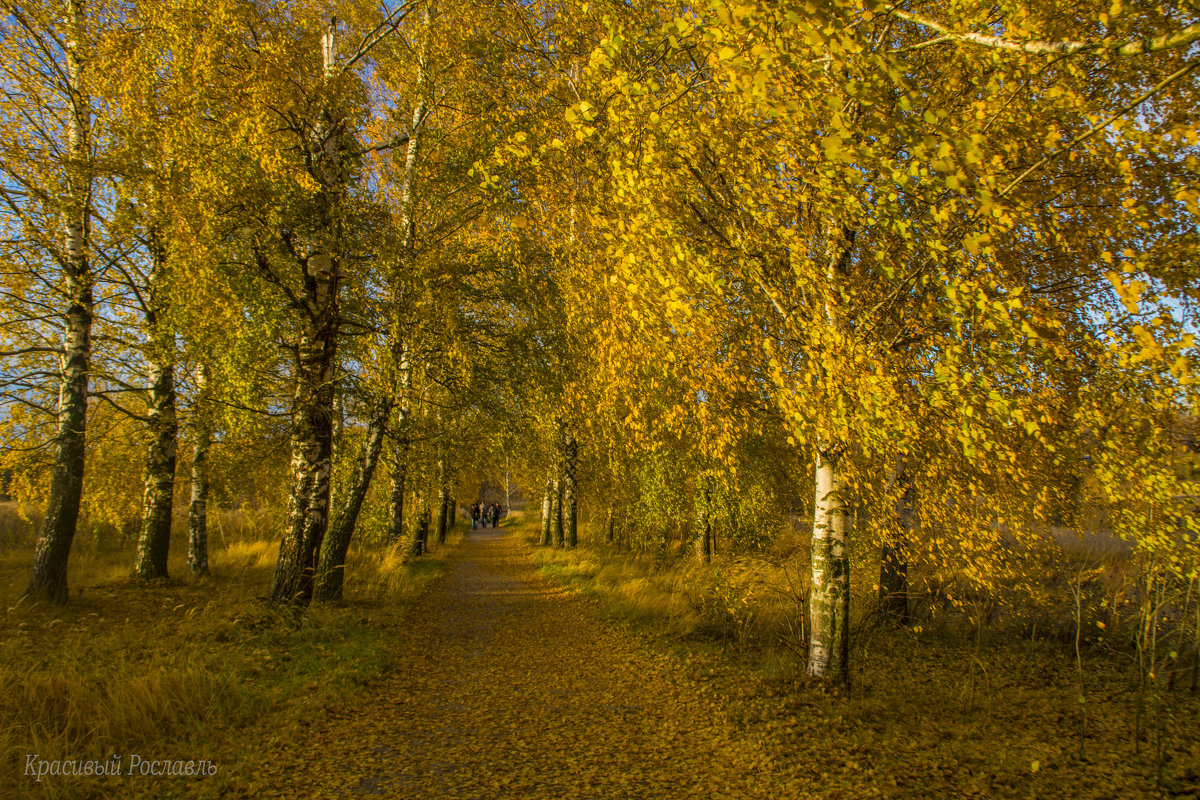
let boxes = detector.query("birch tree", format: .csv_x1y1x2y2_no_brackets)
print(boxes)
1,0,98,603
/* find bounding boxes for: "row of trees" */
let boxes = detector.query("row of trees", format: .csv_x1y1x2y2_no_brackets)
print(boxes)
2,0,1198,686
0,0,552,604
507,0,1200,684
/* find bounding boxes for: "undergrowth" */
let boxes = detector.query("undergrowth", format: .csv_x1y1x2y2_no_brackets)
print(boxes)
1,505,457,799
530,522,1200,798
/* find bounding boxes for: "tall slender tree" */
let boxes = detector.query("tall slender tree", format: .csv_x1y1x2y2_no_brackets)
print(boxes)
19,0,96,603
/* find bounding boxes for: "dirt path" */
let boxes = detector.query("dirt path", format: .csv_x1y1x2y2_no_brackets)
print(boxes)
244,528,793,799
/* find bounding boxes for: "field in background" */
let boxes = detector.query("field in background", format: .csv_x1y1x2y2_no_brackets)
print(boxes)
1,503,457,800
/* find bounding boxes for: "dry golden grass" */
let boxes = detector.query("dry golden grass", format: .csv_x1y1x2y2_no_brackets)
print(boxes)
533,520,825,655
1,507,457,799
531,523,1200,797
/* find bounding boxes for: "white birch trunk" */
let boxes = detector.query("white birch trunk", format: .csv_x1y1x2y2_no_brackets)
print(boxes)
398,4,431,252
133,228,177,580
550,477,563,547
188,428,211,576
270,18,344,604
806,221,857,682
504,453,512,514
26,0,93,603
540,472,553,545
807,448,850,680
387,437,409,546
187,364,212,576
563,427,578,548
388,341,413,548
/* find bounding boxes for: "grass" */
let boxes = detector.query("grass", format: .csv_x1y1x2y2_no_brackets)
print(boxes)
1,504,458,800
530,522,1200,799
532,544,808,650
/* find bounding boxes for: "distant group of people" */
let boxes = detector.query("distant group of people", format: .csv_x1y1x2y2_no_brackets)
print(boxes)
471,501,503,530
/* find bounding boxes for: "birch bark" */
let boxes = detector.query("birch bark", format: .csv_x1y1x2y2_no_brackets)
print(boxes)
187,364,212,576
807,448,851,681
26,0,94,603
385,341,413,546
540,472,553,545
387,437,409,546
270,19,345,604
806,223,856,682
563,427,578,548
187,432,211,575
435,456,448,545
381,6,430,553
133,229,177,580
550,476,564,547
316,392,393,601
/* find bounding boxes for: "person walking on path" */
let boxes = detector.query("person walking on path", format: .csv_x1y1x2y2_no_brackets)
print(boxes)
471,502,481,530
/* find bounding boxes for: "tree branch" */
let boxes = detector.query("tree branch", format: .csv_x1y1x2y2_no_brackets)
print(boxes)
337,2,419,78
888,6,1200,58
998,58,1200,198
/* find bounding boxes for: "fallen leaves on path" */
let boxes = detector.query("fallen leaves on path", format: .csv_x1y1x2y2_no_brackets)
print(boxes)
222,531,1200,799
232,530,797,799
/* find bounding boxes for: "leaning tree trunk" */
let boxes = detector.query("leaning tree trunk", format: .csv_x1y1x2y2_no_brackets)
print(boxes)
540,473,553,545
133,233,177,580
316,393,392,602
879,459,911,626
26,0,93,604
269,20,344,606
807,450,851,682
563,428,578,548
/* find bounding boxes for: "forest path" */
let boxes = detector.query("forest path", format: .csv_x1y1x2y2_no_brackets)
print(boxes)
243,527,795,799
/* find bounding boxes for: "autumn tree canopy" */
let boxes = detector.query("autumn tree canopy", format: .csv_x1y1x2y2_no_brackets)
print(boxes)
1,0,1196,684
